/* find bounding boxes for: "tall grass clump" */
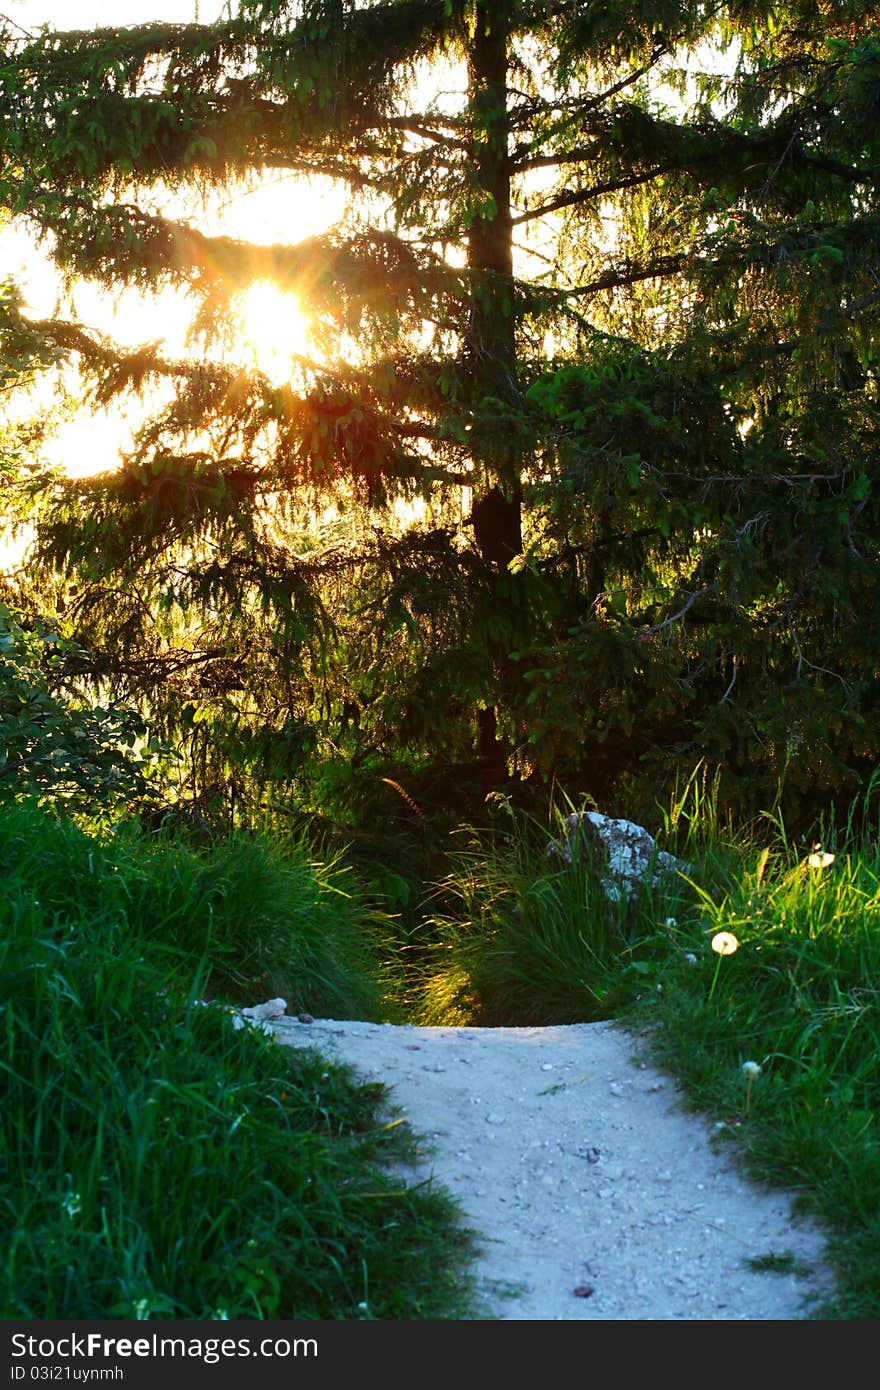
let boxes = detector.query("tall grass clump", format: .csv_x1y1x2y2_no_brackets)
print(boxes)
415,801,663,1025
1,802,476,1319
120,829,393,1017
0,804,390,1018
625,788,880,1319
414,775,880,1316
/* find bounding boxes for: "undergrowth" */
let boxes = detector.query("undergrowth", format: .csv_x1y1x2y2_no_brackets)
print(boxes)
8,762,880,1319
407,770,880,1319
0,802,476,1319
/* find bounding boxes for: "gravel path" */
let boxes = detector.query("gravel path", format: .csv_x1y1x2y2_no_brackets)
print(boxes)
268,1013,834,1320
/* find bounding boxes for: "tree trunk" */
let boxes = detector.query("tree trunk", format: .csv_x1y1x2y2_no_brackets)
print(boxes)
466,0,522,565
466,4,522,781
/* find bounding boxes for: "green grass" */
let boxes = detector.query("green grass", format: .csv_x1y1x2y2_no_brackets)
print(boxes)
415,818,645,1025
0,808,393,1017
744,1251,813,1277
410,780,880,1319
627,823,880,1319
0,802,476,1319
10,771,880,1320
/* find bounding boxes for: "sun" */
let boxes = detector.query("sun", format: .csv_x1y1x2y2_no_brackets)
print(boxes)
234,280,314,382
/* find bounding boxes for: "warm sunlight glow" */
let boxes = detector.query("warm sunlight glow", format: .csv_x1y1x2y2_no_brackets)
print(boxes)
235,281,314,383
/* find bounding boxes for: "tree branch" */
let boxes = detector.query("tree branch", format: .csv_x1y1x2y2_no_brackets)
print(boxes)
637,585,718,637
512,166,670,225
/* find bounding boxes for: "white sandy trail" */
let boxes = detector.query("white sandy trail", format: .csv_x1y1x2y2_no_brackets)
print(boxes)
265,1014,834,1321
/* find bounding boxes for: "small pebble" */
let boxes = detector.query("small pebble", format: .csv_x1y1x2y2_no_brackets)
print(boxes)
485,1112,504,1125
297,1013,314,1024
572,1285,594,1299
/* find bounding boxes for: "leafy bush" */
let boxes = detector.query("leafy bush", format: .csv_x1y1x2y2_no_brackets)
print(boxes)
0,602,152,810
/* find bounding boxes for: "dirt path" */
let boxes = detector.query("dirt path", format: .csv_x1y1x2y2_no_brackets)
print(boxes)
266,1013,834,1320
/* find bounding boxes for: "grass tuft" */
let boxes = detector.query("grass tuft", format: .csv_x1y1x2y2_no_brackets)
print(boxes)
0,802,476,1319
412,780,880,1317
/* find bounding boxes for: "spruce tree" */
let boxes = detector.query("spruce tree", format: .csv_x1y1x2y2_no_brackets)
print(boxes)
0,0,877,823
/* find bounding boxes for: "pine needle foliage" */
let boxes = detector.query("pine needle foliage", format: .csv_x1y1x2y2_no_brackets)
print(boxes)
1,1,879,820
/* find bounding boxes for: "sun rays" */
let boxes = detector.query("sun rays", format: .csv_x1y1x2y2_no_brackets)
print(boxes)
233,280,315,383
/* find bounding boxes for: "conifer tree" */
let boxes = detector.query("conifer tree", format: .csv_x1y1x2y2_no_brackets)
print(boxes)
0,0,877,821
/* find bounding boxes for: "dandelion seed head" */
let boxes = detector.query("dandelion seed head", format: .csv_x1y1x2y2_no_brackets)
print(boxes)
711,931,739,956
807,844,835,869
742,1060,762,1078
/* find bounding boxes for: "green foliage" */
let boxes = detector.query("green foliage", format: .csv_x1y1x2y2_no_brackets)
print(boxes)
0,1,878,823
0,277,60,394
411,776,880,1315
633,813,880,1318
416,805,676,1025
0,801,475,1319
0,602,153,810
0,797,392,1016
118,828,395,1015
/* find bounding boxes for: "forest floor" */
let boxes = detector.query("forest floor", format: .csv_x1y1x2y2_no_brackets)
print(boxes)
267,1011,835,1321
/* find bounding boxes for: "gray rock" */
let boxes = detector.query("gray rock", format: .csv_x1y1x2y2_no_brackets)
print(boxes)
547,811,689,901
